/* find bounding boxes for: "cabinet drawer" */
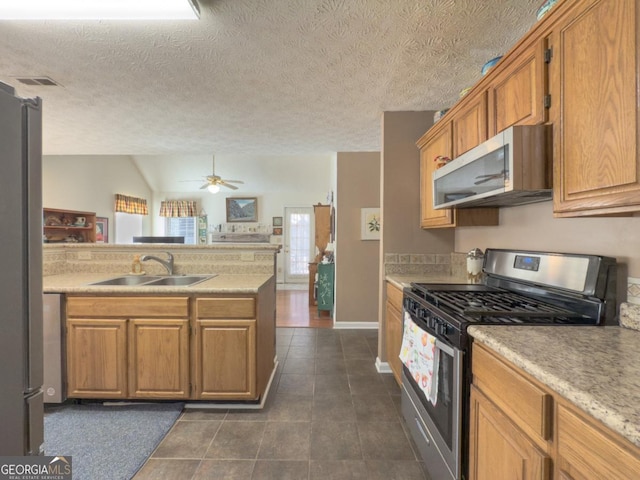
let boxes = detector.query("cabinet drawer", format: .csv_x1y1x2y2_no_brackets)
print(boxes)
557,403,640,479
66,296,189,318
472,342,552,442
196,297,255,319
386,282,404,312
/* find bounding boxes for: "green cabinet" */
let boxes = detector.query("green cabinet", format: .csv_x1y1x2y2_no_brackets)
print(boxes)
316,263,334,315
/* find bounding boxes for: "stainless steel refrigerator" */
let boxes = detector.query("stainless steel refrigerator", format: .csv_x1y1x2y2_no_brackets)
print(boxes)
0,81,44,455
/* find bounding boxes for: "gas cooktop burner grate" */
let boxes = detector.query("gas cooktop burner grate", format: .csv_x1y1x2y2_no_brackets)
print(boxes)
424,289,586,320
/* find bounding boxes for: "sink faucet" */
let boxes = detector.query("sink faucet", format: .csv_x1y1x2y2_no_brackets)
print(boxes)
140,252,174,275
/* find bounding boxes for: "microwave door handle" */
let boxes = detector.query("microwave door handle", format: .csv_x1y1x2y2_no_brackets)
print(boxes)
474,169,506,185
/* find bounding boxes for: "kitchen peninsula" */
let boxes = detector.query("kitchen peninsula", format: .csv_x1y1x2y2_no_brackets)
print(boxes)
42,243,280,405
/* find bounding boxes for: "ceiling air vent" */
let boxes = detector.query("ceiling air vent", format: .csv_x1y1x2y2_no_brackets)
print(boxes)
15,76,59,86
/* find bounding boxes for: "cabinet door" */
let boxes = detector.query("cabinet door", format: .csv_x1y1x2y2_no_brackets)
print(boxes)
66,318,127,398
419,122,456,228
469,386,551,480
128,319,190,399
452,90,488,157
385,301,403,385
550,0,640,216
488,39,546,135
194,319,256,400
556,403,640,480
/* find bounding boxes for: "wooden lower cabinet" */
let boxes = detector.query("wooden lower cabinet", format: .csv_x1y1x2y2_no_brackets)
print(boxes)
128,319,190,399
194,319,256,400
385,282,403,385
66,318,128,399
471,342,640,480
469,385,551,480
65,290,275,402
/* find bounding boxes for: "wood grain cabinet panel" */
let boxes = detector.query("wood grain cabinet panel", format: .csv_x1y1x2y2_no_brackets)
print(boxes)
128,319,190,399
550,0,640,216
488,39,546,135
556,403,640,480
194,319,257,400
469,385,551,480
66,318,128,398
385,282,403,385
66,296,189,318
196,297,255,319
452,90,488,158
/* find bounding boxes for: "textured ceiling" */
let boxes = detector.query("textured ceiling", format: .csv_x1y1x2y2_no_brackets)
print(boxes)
0,0,541,156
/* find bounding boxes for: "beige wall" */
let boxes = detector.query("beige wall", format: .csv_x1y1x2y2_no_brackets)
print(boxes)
381,111,455,254
456,201,640,302
43,155,153,238
335,152,381,324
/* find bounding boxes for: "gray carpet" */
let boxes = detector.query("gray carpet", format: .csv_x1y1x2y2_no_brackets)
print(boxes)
44,402,183,480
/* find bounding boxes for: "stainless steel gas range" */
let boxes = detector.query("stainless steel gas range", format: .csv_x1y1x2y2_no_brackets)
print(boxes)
400,248,617,480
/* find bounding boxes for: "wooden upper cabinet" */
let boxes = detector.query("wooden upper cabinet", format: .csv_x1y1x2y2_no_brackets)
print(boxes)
418,121,455,228
452,90,488,157
549,0,640,216
487,38,547,136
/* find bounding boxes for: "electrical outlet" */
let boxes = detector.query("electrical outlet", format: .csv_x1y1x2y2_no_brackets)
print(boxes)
77,251,92,260
241,252,254,261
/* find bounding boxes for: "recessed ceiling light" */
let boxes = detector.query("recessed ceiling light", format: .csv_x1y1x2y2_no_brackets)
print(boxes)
0,0,200,20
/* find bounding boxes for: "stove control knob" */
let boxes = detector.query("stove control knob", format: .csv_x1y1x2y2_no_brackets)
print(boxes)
437,322,449,336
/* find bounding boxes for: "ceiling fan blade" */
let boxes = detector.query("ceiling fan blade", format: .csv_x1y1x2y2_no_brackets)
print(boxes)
220,182,239,190
222,179,244,184
199,183,209,190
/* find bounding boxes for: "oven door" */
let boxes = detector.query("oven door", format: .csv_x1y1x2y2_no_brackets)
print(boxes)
401,309,463,480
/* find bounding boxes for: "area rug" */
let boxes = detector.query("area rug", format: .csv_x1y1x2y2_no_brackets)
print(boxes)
44,402,184,480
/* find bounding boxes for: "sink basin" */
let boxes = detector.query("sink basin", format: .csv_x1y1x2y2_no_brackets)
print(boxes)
89,275,162,286
144,275,216,286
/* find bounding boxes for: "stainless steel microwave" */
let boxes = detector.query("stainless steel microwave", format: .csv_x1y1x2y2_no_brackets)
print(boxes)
432,125,552,209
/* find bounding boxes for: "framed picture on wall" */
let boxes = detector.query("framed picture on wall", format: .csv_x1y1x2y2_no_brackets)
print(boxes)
273,227,282,235
360,208,380,241
226,197,258,222
272,216,283,227
96,217,109,243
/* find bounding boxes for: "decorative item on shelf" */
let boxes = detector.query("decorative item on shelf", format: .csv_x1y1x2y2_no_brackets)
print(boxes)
536,0,558,21
467,248,484,284
45,215,62,226
481,56,503,75
433,109,449,123
95,217,108,243
74,216,86,226
433,155,451,169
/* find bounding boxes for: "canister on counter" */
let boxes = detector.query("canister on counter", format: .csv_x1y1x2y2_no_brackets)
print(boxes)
467,248,484,284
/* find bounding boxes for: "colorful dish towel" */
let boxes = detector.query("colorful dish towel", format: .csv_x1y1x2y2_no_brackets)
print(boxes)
399,311,439,406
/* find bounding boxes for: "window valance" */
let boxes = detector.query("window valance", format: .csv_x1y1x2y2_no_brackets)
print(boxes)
159,200,198,217
114,194,149,215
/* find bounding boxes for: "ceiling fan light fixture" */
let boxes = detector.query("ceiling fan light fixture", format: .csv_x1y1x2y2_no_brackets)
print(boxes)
207,184,221,194
0,0,200,20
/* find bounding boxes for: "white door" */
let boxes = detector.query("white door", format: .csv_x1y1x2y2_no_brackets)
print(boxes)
284,206,313,284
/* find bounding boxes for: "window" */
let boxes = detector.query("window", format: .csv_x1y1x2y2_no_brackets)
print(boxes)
115,212,143,244
165,217,197,244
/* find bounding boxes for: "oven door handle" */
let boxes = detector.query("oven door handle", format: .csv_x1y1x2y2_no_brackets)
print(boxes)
435,339,455,357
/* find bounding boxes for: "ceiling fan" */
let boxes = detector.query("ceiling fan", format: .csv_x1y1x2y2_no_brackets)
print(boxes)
198,155,244,193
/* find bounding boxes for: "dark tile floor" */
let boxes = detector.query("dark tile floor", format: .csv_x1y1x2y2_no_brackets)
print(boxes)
134,327,430,480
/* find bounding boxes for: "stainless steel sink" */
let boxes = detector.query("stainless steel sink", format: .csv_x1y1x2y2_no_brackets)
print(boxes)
89,275,162,286
144,275,216,286
89,274,216,287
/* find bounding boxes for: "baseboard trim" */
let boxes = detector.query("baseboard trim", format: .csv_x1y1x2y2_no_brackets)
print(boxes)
333,321,379,329
375,357,392,373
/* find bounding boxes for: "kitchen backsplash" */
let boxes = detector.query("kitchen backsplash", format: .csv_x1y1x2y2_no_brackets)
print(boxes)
43,244,279,276
384,252,466,278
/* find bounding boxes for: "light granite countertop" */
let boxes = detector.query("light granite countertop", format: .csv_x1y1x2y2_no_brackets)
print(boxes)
468,325,640,448
43,273,273,294
386,274,470,290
